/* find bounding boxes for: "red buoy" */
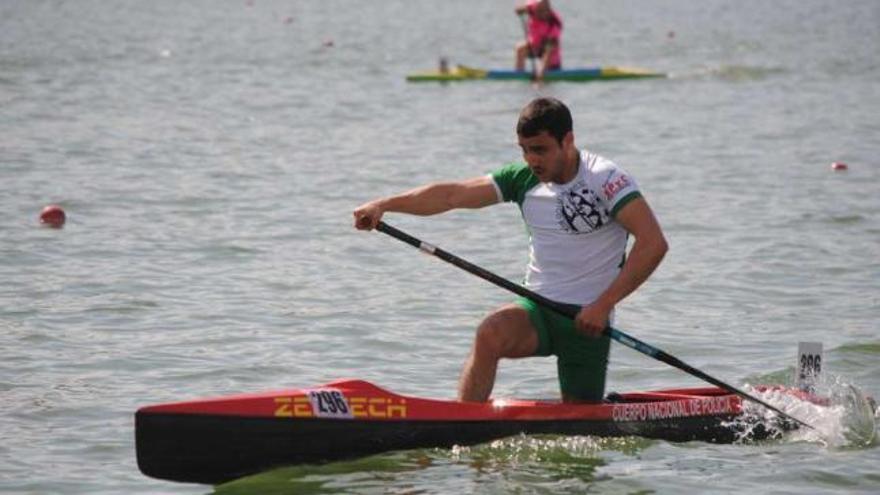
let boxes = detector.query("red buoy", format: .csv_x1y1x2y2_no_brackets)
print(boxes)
40,204,66,228
830,162,848,171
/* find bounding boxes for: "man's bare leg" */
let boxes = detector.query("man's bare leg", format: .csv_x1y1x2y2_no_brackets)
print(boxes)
458,304,539,402
515,42,529,71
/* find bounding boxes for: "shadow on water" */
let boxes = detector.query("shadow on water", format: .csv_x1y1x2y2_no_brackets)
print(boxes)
211,435,652,494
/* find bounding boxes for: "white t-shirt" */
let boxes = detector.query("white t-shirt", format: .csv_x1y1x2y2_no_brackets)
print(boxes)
490,150,641,305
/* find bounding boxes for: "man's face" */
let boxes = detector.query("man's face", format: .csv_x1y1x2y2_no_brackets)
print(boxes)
518,130,572,184
535,0,552,19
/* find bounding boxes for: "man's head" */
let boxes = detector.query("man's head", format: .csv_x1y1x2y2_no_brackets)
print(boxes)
516,97,572,145
516,97,577,184
532,0,552,20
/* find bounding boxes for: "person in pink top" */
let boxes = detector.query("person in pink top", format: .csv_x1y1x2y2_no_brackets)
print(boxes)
515,0,563,80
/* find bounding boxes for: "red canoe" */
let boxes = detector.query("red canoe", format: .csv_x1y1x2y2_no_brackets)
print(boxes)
135,378,801,484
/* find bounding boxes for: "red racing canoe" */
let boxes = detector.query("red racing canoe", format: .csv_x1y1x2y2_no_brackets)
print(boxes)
135,378,810,484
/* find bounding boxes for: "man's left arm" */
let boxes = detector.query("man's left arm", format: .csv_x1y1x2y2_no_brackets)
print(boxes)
574,196,668,336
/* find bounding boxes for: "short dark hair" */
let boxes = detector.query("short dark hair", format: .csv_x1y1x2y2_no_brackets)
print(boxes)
516,97,572,144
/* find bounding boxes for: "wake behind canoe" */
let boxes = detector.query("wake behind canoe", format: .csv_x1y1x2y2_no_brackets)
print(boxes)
135,378,795,485
406,65,665,82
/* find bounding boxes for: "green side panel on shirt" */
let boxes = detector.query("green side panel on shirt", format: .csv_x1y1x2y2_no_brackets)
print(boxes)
491,162,539,206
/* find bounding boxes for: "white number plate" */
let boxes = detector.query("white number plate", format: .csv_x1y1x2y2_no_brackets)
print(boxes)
307,388,354,419
795,342,823,392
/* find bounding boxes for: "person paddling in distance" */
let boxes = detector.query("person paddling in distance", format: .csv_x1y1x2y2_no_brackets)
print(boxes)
515,0,563,81
353,97,668,403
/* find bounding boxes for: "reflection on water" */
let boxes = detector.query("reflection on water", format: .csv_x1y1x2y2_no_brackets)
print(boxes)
213,453,421,495
213,435,652,494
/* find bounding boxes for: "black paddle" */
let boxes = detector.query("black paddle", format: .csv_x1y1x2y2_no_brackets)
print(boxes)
374,220,813,430
518,12,538,81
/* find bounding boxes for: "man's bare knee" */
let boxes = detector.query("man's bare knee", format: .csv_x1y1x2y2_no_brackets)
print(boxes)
474,317,507,359
474,306,536,359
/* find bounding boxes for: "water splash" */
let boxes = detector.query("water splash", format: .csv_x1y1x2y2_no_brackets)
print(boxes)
735,376,877,448
801,378,878,448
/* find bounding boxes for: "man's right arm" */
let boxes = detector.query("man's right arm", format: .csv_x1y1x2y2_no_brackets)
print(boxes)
353,175,499,230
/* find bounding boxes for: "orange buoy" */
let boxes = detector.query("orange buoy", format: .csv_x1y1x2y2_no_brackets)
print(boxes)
40,204,66,228
830,162,848,171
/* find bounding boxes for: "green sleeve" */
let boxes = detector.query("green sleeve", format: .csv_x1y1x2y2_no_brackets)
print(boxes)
490,162,538,206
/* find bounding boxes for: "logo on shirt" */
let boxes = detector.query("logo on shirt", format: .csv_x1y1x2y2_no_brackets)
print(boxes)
556,181,608,234
602,174,631,201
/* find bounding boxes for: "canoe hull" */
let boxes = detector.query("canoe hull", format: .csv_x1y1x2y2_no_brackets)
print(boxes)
135,379,790,485
137,413,747,485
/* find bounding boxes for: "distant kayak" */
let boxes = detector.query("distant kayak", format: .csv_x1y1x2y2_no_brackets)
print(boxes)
406,64,665,82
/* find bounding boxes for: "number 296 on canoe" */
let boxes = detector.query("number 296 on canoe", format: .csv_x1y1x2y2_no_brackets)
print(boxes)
274,389,408,419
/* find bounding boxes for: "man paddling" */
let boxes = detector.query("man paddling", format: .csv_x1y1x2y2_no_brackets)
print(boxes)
515,0,563,80
353,97,668,403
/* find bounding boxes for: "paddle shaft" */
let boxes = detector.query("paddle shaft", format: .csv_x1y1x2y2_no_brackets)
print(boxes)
518,12,538,79
375,221,813,430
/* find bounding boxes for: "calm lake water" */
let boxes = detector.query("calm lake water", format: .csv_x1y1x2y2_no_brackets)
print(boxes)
1,0,878,493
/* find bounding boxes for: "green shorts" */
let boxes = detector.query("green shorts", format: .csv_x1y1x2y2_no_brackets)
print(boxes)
516,297,610,402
